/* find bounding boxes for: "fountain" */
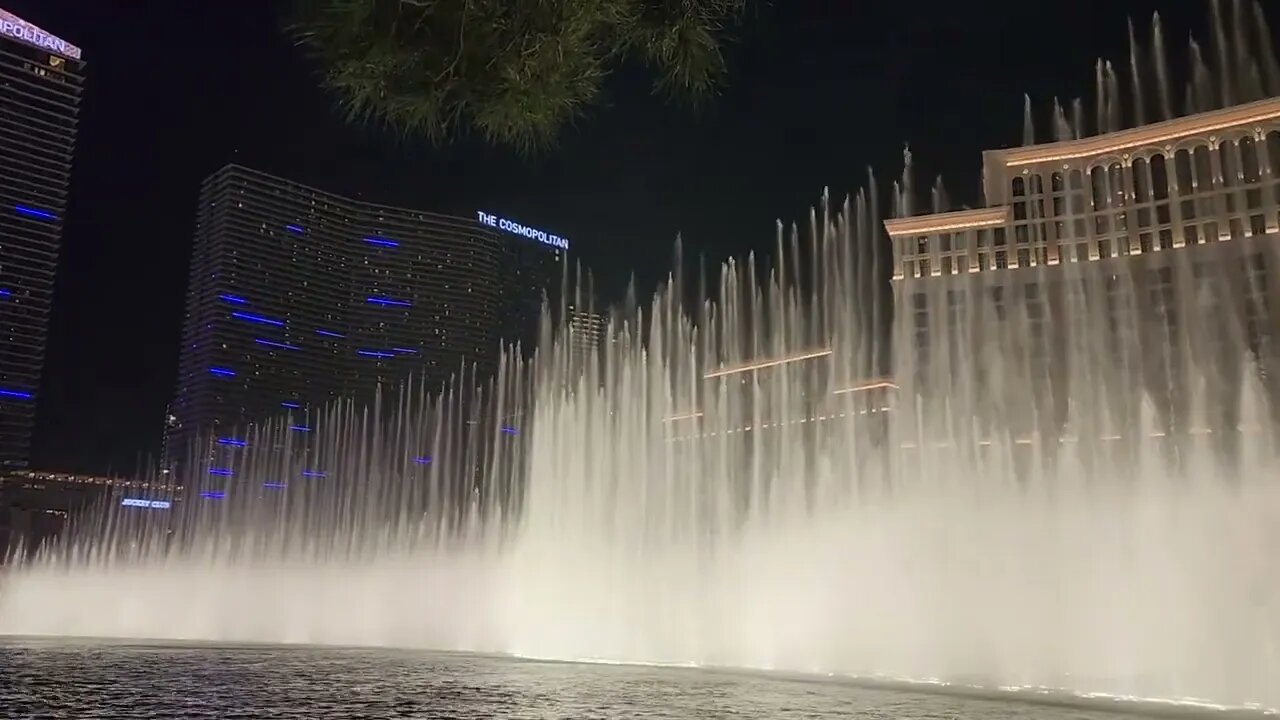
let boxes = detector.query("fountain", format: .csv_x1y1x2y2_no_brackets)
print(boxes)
2,0,1278,712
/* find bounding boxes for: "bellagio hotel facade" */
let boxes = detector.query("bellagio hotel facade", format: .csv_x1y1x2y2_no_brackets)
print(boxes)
886,97,1280,468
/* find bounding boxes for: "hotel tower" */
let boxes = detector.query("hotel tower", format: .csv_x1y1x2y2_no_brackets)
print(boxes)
887,1,1280,469
167,165,564,467
0,8,83,467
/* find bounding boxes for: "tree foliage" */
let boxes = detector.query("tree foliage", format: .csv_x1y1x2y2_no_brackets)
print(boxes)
290,0,746,152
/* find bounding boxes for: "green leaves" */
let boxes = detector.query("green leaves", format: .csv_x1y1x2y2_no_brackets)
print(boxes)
290,0,745,152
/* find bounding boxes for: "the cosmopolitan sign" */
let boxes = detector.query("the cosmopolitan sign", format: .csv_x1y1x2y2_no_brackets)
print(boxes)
477,211,569,250
0,9,81,61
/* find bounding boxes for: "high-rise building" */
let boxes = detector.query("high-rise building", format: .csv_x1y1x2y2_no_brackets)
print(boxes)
0,9,82,468
567,305,606,363
168,165,513,463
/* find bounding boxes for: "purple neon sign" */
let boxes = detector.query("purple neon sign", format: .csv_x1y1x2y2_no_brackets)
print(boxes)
0,9,81,61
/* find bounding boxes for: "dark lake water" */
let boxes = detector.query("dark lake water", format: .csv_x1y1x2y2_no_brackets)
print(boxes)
0,638,1226,719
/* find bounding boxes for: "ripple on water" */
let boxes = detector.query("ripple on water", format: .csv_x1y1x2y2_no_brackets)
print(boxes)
0,639,1230,720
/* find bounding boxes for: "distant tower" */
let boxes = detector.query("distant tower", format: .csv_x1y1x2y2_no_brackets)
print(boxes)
566,305,606,367
166,165,508,468
0,9,84,467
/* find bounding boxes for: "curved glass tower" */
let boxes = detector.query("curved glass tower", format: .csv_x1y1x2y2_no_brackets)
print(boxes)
0,8,82,468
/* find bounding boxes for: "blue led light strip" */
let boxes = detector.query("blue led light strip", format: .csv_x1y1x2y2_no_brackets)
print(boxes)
413,456,432,465
255,339,300,351
357,349,395,358
231,311,285,327
281,401,301,409
364,237,398,248
0,389,33,400
200,491,226,500
208,468,234,476
209,368,236,377
14,205,56,220
0,289,11,297
285,224,304,233
366,296,411,307
290,425,311,432
263,482,287,489
315,329,344,338
219,294,247,304
501,426,519,435
217,438,247,447
392,347,418,354
302,470,327,478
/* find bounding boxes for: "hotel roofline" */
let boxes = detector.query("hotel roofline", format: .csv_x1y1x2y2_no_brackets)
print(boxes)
986,96,1280,170
216,164,482,227
883,96,1280,244
0,7,81,61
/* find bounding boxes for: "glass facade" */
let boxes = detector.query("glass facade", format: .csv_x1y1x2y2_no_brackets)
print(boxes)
167,165,561,466
0,9,82,468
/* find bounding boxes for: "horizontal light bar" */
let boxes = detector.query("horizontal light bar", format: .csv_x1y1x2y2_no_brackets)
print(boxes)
500,426,519,435
301,470,327,478
704,349,832,379
14,205,56,220
289,425,311,432
285,224,304,233
367,296,411,307
364,237,398,248
315,329,344,338
255,338,300,351
832,380,899,395
412,456,432,465
263,482,287,489
281,401,301,409
231,311,285,327
200,491,226,500
218,294,247,304
0,388,33,399
208,468,234,476
216,438,246,447
209,368,236,377
357,349,395,358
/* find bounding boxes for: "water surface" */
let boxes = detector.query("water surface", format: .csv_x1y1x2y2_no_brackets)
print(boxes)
0,638,1215,719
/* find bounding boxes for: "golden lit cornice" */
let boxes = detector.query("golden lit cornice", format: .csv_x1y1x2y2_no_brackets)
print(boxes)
884,207,1010,238
994,96,1280,168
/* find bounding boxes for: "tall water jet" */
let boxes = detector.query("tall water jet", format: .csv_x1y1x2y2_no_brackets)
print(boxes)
1151,13,1174,121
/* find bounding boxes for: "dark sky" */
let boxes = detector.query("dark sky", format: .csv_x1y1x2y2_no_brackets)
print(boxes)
7,0,1222,474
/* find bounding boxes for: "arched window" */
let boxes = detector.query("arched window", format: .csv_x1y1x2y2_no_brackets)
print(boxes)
1052,172,1065,192
1012,176,1026,197
1266,131,1280,181
1193,145,1214,189
1218,140,1238,188
1150,154,1170,201
1174,149,1194,192
1240,136,1260,184
1108,163,1126,207
1090,166,1107,209
1134,157,1151,203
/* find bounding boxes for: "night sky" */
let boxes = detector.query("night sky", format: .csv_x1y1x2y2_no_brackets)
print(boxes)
6,0,1227,474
